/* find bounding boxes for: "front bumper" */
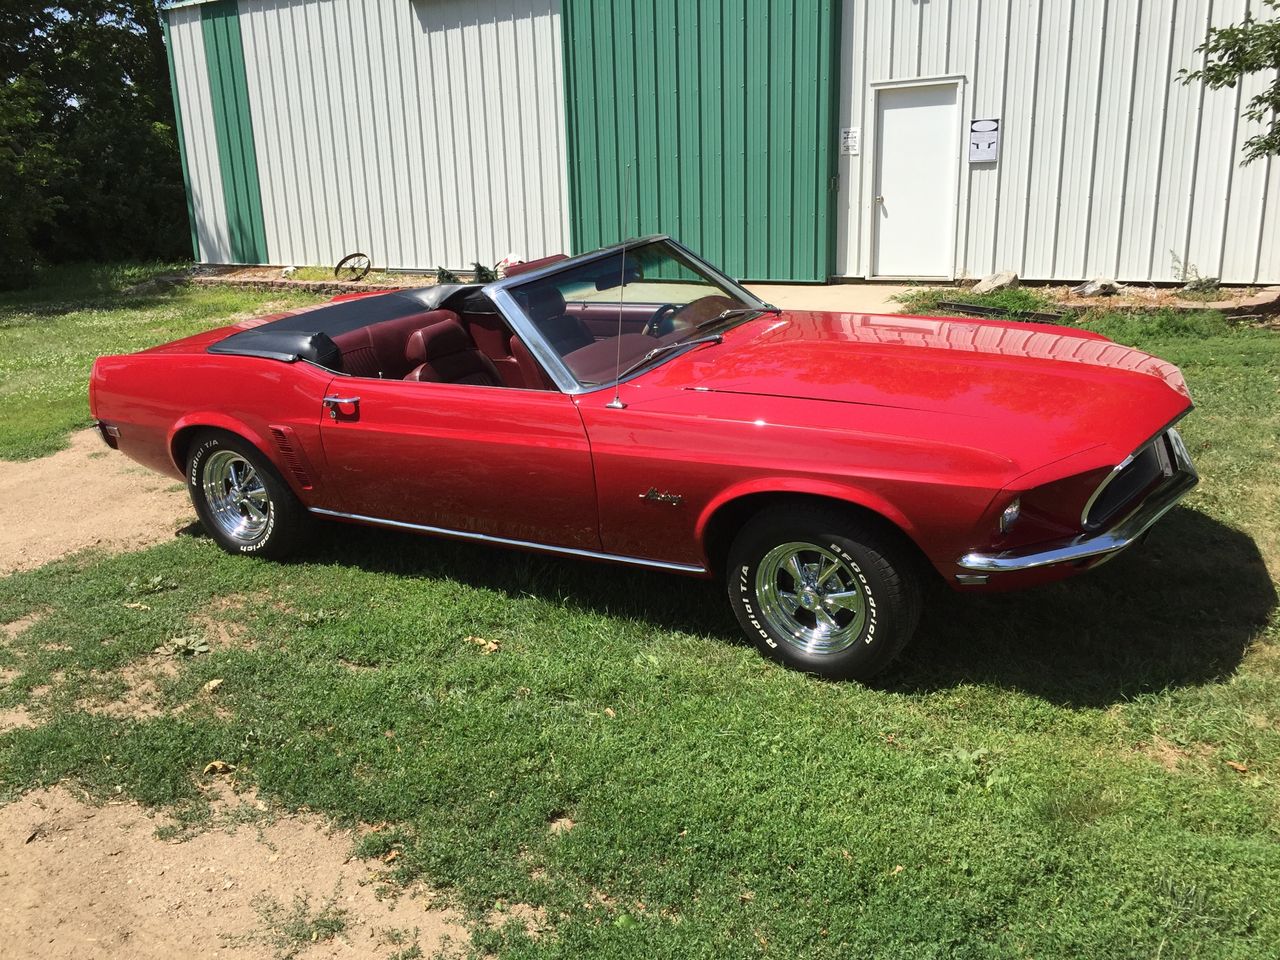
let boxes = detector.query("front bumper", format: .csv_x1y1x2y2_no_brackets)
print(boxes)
958,428,1198,575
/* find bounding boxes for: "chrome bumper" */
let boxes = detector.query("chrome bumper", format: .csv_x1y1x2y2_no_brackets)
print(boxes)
958,428,1198,574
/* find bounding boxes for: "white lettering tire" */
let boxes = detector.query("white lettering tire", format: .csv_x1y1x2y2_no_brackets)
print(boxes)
186,430,310,560
726,505,922,681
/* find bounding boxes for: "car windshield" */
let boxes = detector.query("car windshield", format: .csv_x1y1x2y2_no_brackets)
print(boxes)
505,240,759,386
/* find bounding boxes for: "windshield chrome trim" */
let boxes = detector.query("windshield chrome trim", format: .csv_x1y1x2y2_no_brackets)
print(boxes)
487,286,582,393
309,508,707,574
481,236,765,396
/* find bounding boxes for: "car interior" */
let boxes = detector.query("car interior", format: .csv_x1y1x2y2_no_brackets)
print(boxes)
324,285,647,390
211,243,751,391
327,295,553,389
324,284,745,390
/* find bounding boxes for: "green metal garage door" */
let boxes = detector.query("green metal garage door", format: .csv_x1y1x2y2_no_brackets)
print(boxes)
561,0,840,282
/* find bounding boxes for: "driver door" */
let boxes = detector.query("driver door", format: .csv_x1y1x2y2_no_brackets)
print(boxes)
316,376,599,551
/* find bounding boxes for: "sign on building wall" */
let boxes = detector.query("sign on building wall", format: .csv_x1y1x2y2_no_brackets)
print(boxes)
841,126,860,156
968,118,1000,163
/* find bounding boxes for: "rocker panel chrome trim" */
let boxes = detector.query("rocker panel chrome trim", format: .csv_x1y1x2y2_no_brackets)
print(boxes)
307,508,707,574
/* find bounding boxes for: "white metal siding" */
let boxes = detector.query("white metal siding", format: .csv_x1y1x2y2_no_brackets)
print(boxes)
168,7,233,264
837,0,1280,284
235,0,570,271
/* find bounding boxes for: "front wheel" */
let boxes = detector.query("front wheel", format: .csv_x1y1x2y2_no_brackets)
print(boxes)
727,506,922,681
186,430,310,559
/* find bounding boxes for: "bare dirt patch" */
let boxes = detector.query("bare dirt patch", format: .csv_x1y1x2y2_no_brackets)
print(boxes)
194,612,254,650
3,611,46,641
1048,283,1279,313
1138,735,1216,772
77,657,179,720
486,900,549,940
0,704,36,733
0,787,467,959
0,429,194,575
547,816,575,836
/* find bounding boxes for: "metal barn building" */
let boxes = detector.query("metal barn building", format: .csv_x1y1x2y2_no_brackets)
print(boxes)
163,0,1280,284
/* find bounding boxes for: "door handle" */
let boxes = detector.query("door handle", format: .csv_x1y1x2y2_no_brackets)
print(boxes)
875,195,884,203
323,395,360,419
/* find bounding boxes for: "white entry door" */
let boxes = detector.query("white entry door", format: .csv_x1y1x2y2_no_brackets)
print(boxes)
871,81,960,278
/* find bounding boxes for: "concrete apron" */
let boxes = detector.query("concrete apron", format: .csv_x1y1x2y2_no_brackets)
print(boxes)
745,283,911,315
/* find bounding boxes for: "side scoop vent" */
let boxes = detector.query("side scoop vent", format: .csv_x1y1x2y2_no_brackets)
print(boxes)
269,425,314,491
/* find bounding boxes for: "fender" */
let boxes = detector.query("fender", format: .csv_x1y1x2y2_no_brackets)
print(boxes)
168,412,278,478
696,476,921,549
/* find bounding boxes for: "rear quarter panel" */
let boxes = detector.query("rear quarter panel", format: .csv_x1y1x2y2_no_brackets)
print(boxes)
91,351,335,500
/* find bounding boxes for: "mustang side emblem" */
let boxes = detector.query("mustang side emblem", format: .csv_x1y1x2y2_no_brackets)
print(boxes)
639,486,684,506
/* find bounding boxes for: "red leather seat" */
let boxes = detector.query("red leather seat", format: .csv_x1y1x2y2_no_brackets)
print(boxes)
403,318,502,386
518,287,594,354
332,309,456,379
509,335,554,389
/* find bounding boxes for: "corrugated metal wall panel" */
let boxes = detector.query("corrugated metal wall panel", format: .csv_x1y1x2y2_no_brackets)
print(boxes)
562,0,840,283
166,7,232,263
1223,66,1278,282
947,0,982,275
1090,0,1142,280
837,0,1279,283
1258,155,1280,281
161,13,200,258
201,0,269,263
200,0,571,270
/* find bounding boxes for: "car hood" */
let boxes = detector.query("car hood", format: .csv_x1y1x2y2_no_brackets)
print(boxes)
652,310,1193,475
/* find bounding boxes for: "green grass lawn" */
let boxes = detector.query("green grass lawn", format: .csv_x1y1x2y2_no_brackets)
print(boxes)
1,274,1278,958
893,284,1060,318
0,262,323,460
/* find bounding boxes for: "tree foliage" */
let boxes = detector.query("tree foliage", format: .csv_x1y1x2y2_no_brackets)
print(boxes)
1182,0,1280,164
0,2,187,288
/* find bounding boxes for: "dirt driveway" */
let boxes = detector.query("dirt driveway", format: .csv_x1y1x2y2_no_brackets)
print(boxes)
0,429,195,575
0,438,480,958
0,787,466,958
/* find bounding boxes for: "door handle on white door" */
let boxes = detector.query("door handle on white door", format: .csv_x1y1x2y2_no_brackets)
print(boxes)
875,196,884,203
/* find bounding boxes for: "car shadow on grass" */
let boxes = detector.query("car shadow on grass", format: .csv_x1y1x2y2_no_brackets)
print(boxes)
891,507,1276,707
290,505,1273,709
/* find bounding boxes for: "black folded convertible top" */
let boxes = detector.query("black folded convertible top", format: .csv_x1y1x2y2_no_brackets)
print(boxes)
207,284,478,364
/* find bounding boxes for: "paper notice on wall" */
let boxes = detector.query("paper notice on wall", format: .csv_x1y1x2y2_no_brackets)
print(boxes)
969,119,1000,163
841,127,860,156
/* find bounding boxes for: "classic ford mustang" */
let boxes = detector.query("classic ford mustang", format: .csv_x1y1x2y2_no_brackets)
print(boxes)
90,237,1197,679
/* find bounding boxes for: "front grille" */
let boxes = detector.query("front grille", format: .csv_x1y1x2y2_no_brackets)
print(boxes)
1083,430,1178,530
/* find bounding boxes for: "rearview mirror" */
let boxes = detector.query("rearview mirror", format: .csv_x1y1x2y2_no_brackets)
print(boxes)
593,262,643,290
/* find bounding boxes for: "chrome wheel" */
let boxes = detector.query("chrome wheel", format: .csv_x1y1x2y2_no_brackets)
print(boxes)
755,541,868,656
201,450,272,544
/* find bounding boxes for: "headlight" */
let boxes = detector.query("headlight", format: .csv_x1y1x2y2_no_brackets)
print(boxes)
987,467,1114,549
998,498,1021,533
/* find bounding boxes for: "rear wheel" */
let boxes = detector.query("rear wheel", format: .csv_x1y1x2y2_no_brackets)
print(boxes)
186,430,310,559
727,505,922,681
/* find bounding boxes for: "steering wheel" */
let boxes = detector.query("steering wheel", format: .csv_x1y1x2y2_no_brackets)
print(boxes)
644,303,680,337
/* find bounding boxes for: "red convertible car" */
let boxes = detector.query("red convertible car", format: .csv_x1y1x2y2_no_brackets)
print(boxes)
90,237,1197,680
